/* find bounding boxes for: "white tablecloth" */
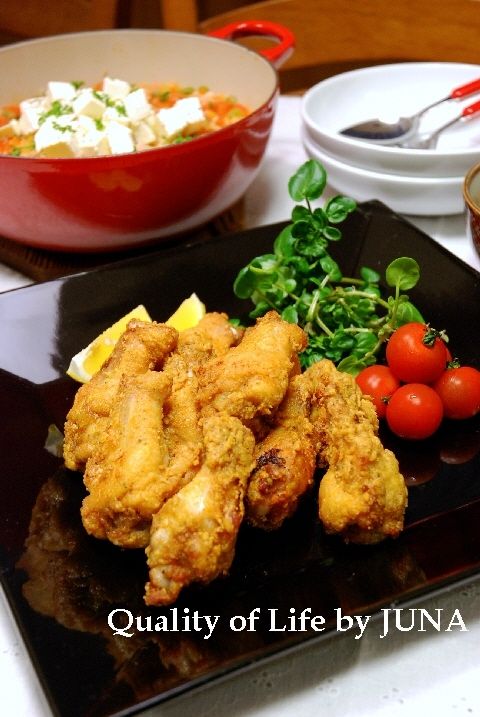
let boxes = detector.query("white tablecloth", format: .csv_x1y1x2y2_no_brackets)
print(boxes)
1,96,480,716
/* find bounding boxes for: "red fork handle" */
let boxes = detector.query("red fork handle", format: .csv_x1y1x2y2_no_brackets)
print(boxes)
450,77,480,100
462,99,480,117
207,20,295,68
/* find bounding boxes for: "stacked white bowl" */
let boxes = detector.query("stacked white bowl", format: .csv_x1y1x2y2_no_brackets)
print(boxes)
301,63,480,216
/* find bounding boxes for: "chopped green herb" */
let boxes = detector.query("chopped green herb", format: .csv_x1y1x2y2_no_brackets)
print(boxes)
39,100,73,125
70,80,84,90
9,146,21,156
115,101,127,117
92,89,107,103
153,90,170,102
52,120,73,133
93,90,126,116
94,118,105,131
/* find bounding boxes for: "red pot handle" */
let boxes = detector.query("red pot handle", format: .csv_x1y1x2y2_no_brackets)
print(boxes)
207,20,295,68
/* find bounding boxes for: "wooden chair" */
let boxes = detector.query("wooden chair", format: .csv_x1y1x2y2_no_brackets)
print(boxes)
0,0,122,44
159,0,480,92
2,1,478,91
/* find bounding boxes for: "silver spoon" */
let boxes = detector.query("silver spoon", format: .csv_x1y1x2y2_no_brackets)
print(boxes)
340,77,480,144
399,99,480,149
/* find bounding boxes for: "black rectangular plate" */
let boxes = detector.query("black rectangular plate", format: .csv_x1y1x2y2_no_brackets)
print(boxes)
0,200,479,717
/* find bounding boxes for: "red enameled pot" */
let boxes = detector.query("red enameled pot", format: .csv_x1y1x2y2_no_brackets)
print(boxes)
0,22,294,252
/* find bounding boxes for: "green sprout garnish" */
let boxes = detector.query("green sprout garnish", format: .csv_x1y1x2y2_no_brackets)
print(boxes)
233,159,423,374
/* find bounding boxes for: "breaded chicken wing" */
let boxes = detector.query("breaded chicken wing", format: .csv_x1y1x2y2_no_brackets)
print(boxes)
145,313,306,605
63,320,177,471
246,359,406,541
78,314,240,550
81,370,172,548
145,414,255,605
161,313,242,494
310,360,407,544
245,372,318,530
197,311,307,422
173,312,243,364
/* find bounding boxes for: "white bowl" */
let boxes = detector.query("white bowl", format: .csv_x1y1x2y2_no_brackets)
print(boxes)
301,62,480,178
302,130,464,216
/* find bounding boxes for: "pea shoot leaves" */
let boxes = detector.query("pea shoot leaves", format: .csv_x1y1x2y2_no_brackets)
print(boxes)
233,159,422,374
386,257,420,291
288,158,326,201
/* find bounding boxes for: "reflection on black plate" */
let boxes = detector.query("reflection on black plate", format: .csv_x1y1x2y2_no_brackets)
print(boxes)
0,201,479,717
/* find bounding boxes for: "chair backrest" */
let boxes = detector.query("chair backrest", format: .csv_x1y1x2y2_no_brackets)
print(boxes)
0,0,120,41
160,0,480,92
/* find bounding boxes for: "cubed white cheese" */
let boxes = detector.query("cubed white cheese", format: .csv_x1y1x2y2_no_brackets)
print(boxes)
46,81,76,103
179,96,207,133
72,89,105,120
143,113,168,145
76,115,97,133
156,106,186,140
103,105,130,125
18,97,48,134
71,115,109,157
34,116,75,158
49,112,77,129
105,121,135,154
124,88,151,123
157,96,206,140
133,120,156,147
102,77,131,101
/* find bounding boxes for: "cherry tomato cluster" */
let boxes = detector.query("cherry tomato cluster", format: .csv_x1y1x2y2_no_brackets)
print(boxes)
356,322,480,440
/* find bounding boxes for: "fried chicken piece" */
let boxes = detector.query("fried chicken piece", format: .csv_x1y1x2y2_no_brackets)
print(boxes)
174,312,243,363
145,313,306,605
80,313,240,550
161,313,243,494
81,370,172,548
245,372,318,530
197,311,307,422
145,414,255,606
247,358,406,540
309,360,407,544
63,320,177,471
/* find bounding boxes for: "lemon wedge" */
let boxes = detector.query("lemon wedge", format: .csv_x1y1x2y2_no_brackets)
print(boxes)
66,304,152,383
66,294,206,383
165,293,206,331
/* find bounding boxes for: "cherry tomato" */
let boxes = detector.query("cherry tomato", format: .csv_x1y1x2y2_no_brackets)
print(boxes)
386,383,444,440
355,365,400,418
433,366,480,419
386,322,448,384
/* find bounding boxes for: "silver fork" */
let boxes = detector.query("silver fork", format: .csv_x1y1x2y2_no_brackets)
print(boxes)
399,99,480,149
